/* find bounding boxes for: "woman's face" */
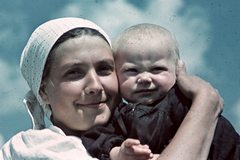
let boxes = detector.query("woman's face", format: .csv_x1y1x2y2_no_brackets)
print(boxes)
40,35,119,135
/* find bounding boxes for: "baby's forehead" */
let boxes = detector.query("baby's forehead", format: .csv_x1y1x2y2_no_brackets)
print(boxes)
124,31,171,42
118,39,172,57
118,33,172,50
116,35,177,63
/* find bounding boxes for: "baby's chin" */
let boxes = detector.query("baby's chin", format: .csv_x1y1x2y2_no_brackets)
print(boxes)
128,98,156,106
139,99,155,105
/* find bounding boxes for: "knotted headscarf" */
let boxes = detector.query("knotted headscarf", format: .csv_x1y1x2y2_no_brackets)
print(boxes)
20,17,111,130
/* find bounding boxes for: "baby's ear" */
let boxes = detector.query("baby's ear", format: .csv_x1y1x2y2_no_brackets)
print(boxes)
39,81,50,104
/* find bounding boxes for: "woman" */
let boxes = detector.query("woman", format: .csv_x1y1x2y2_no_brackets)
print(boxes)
0,17,223,160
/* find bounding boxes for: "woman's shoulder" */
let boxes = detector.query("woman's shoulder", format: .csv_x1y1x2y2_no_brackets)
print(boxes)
0,125,97,160
6,125,66,143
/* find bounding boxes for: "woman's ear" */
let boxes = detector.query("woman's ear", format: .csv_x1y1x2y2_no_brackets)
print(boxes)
39,81,50,104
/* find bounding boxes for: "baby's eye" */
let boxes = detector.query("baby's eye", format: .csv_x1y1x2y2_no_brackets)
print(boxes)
124,68,138,76
125,68,138,73
151,67,166,73
98,65,113,76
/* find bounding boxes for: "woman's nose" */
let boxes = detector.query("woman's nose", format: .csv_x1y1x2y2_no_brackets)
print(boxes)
137,72,152,84
84,70,103,95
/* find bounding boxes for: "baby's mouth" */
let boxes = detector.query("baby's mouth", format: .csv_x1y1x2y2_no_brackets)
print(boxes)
135,89,156,94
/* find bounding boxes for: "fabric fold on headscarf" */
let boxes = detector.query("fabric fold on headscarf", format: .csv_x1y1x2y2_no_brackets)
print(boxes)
23,90,45,130
20,17,111,130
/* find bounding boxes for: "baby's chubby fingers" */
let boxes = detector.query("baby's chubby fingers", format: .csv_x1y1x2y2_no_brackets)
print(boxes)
124,138,141,147
123,138,152,156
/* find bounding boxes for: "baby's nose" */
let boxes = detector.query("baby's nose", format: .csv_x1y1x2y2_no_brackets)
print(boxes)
137,73,152,83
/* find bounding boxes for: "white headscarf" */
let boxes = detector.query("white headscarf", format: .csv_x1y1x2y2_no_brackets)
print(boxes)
20,17,111,130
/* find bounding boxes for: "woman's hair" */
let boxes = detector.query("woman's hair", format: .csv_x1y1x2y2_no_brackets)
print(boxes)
42,27,110,81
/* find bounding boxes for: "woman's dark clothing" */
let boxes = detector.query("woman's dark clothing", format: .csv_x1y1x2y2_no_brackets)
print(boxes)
81,84,240,160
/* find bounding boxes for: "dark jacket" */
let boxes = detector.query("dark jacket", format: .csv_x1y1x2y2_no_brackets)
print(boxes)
82,84,240,160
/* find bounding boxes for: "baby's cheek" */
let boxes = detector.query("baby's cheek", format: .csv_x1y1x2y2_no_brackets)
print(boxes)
119,78,131,91
119,85,131,100
120,85,129,97
163,77,176,91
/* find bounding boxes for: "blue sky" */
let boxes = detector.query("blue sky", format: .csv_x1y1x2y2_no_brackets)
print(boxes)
0,0,240,147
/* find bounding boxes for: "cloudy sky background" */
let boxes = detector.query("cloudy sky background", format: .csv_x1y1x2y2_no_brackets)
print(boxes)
0,0,239,147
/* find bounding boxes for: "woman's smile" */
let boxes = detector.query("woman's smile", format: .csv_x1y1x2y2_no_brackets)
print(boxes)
76,101,107,109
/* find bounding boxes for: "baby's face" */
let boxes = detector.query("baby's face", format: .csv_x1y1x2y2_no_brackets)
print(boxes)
115,36,176,105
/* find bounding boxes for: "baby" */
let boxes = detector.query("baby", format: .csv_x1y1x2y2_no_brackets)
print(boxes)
113,23,178,106
82,24,240,160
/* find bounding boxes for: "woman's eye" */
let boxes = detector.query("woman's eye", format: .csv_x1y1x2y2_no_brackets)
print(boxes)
98,66,113,75
65,69,83,79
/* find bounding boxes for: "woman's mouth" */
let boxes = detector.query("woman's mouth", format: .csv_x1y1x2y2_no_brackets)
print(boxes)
77,101,106,109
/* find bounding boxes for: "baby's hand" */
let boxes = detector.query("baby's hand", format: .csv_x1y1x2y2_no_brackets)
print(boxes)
110,138,153,160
